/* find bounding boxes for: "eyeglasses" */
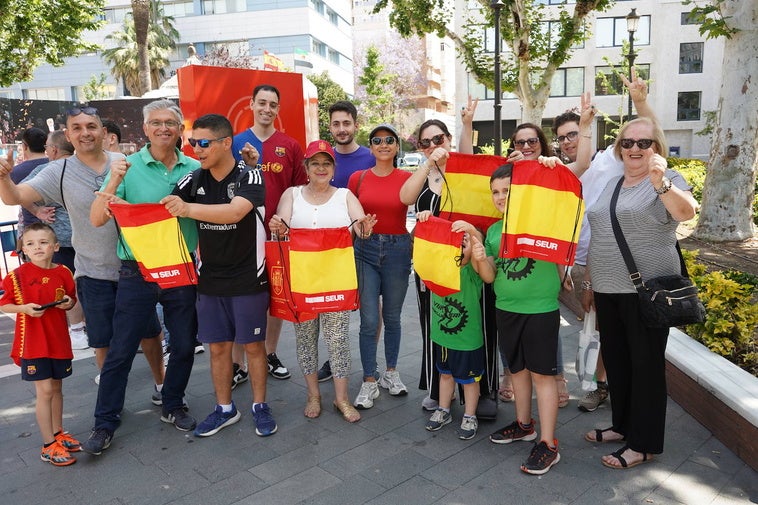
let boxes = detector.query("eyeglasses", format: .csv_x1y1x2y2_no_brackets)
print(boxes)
513,137,540,148
66,106,98,117
619,138,655,150
147,120,181,129
418,134,446,149
370,136,397,146
188,136,229,148
555,131,579,144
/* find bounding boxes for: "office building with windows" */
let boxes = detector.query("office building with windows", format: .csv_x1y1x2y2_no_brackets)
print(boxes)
456,0,724,159
0,0,355,100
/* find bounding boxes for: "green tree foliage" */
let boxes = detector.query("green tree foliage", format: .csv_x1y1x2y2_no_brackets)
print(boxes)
81,73,111,101
357,46,397,127
102,1,179,96
0,0,105,87
373,0,612,123
306,72,348,142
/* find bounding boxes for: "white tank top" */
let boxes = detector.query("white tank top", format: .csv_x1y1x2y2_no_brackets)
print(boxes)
290,186,351,229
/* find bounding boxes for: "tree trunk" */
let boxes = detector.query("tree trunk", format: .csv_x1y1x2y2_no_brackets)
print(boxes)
694,1,757,242
132,0,151,96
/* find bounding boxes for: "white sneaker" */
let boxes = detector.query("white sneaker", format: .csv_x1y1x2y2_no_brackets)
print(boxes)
421,395,438,411
354,381,380,409
378,370,408,396
69,327,89,350
94,374,100,385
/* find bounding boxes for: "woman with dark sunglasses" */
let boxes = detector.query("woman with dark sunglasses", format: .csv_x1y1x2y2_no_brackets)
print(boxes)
349,124,413,410
583,117,697,469
399,98,491,412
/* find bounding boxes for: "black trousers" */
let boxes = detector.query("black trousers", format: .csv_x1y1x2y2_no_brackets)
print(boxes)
594,292,669,454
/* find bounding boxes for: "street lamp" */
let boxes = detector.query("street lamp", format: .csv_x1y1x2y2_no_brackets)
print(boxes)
492,0,504,156
626,8,640,120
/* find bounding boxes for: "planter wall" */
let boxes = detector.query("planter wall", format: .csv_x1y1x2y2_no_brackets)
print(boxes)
665,328,758,472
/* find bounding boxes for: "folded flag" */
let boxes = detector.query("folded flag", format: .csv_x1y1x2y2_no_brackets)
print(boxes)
266,237,317,323
109,203,197,288
499,160,584,266
413,215,464,297
439,152,506,233
289,227,359,313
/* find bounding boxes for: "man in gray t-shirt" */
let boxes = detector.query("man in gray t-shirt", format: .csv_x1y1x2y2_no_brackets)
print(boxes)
0,108,164,397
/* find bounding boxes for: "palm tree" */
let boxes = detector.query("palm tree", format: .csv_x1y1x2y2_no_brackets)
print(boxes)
132,0,151,95
102,1,180,96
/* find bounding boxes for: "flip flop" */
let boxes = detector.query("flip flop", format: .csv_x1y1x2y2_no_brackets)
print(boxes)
601,445,653,469
498,374,514,402
585,427,625,443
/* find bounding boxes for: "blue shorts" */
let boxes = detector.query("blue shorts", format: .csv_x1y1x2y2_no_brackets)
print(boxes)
496,309,559,375
197,292,269,344
434,345,485,384
21,358,72,381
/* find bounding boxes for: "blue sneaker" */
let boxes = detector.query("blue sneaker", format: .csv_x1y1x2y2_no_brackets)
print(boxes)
252,403,277,437
194,403,242,437
81,428,113,455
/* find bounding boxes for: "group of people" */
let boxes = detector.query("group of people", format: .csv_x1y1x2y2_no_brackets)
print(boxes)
0,74,697,475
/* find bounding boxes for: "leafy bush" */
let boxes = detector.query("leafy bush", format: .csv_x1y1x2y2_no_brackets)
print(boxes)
682,250,758,376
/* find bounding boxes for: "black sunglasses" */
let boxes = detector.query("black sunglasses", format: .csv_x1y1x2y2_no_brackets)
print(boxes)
66,106,98,117
188,136,229,148
619,138,655,150
514,137,540,148
370,136,397,145
418,134,446,149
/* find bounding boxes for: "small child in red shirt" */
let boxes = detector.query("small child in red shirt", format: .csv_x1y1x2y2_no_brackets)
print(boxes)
0,223,78,466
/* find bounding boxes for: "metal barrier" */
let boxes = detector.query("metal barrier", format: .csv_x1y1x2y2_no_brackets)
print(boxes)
0,220,20,278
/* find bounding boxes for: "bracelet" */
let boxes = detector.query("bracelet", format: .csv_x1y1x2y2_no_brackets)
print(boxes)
581,280,592,291
655,176,672,195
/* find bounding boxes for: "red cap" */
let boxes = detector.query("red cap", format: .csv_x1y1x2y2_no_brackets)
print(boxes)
304,140,335,162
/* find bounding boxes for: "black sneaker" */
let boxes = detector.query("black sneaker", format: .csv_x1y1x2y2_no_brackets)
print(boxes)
231,363,249,390
317,360,332,382
161,407,197,431
81,428,113,455
267,353,291,380
489,419,538,444
521,440,561,475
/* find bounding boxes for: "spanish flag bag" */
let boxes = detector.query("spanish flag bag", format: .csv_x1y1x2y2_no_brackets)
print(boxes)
412,215,464,297
109,203,198,288
266,235,317,323
288,227,359,313
499,160,584,266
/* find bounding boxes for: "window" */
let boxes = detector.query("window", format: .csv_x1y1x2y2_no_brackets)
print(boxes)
328,48,340,65
24,88,65,100
540,20,584,50
677,92,701,121
550,68,584,97
163,1,195,17
467,74,518,101
202,0,246,15
596,15,651,47
311,0,325,15
679,42,703,74
328,9,338,25
313,40,326,58
681,12,698,25
595,65,650,95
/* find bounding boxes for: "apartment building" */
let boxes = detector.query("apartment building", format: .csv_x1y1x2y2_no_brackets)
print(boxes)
0,0,355,99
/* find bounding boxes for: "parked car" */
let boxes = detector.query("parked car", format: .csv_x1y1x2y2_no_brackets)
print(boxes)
399,152,426,170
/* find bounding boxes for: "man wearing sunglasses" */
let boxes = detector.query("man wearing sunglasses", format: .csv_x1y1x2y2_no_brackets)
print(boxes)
85,100,201,453
231,84,307,385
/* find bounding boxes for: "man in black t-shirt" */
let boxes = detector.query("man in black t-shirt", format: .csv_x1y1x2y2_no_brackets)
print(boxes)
162,114,277,438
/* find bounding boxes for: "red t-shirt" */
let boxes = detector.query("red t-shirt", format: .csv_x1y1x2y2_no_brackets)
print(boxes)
348,168,411,235
0,263,76,366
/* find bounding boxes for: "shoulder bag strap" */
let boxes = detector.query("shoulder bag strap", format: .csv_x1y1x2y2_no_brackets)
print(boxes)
608,177,645,290
354,169,368,197
59,159,67,211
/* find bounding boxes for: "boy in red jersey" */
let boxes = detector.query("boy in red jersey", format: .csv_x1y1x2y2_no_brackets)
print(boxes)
0,223,77,466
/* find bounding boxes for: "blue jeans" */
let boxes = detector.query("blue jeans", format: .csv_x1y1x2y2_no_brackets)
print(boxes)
354,233,411,379
94,261,197,432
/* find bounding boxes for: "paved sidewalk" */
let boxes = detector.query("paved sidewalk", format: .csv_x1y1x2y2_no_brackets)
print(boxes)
0,281,755,505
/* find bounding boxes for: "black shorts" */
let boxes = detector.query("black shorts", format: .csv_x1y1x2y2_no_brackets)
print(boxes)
495,309,559,375
20,358,73,381
434,345,485,384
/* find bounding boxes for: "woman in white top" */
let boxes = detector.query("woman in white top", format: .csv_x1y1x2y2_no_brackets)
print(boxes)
269,140,376,423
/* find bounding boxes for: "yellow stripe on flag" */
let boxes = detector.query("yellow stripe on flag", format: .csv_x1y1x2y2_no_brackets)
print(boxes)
413,237,460,295
120,219,191,268
441,172,501,223
290,247,357,293
507,184,584,242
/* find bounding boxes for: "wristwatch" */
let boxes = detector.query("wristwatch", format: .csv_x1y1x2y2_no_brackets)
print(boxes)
655,176,672,195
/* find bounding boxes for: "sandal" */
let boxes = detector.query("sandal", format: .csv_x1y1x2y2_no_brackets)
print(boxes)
557,377,569,408
498,374,514,402
585,427,625,443
601,445,653,469
304,395,321,418
333,400,361,423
